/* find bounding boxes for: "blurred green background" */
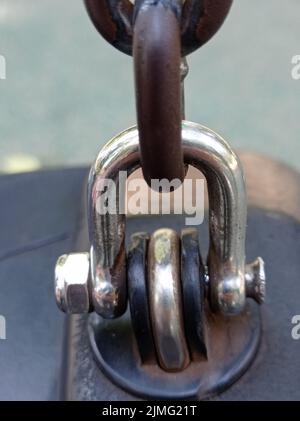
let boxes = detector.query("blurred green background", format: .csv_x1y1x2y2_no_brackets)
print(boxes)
0,0,299,173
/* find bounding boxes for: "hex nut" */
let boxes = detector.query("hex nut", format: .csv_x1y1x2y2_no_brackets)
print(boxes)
54,253,91,314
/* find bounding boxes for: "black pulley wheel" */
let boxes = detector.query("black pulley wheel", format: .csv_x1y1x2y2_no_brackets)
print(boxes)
127,232,157,364
181,228,207,360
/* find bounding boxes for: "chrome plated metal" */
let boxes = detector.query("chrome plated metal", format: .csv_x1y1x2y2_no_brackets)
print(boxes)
87,128,140,319
54,253,91,314
148,229,190,372
182,121,248,315
245,258,266,304
88,121,263,316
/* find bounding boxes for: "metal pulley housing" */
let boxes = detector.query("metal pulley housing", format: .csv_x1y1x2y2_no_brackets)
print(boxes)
54,123,266,398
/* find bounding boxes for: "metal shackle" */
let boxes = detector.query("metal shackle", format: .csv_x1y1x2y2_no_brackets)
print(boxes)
55,121,265,318
55,120,264,318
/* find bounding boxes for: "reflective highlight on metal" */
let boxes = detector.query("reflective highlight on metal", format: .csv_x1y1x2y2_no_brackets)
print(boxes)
180,57,189,119
148,229,190,372
88,121,262,316
54,253,91,314
245,257,266,304
182,121,248,315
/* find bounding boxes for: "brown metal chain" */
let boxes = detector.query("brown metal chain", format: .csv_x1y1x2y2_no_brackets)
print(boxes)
133,0,184,186
84,0,233,56
84,0,233,186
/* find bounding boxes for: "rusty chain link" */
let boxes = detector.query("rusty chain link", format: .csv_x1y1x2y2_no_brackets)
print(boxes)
84,0,233,56
84,0,233,185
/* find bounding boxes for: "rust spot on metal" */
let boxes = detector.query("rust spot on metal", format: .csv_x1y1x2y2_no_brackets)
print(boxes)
85,0,233,57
